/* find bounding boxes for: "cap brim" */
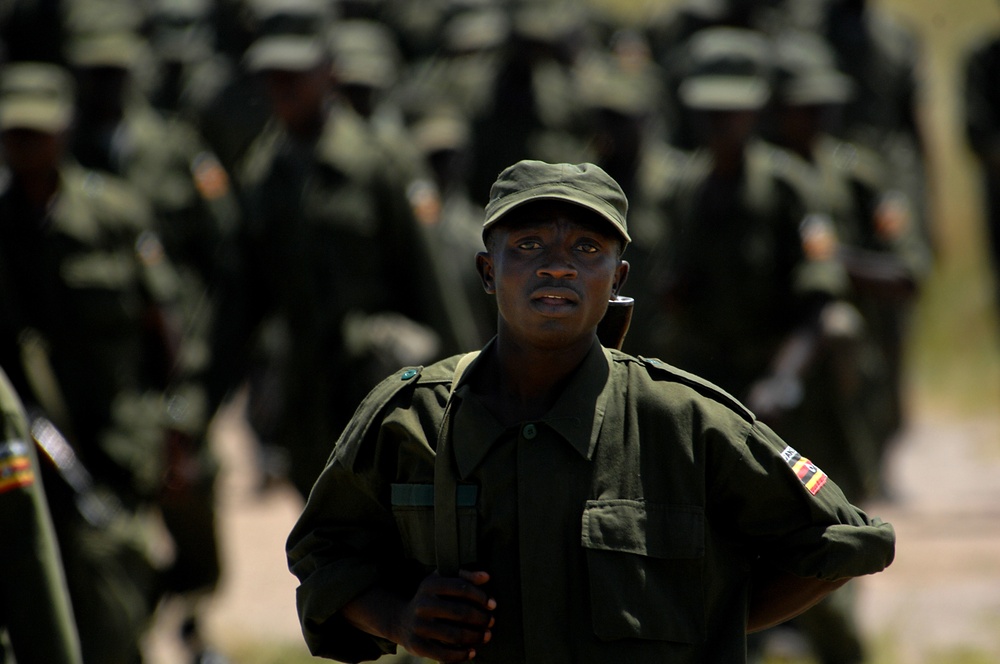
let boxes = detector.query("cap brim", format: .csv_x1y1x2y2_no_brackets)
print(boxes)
679,76,770,111
244,37,325,72
483,186,631,244
0,101,72,132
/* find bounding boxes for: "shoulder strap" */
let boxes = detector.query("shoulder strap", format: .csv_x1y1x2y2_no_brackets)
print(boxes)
434,351,480,576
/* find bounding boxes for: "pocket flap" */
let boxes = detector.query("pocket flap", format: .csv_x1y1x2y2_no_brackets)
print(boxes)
582,500,704,558
391,483,478,507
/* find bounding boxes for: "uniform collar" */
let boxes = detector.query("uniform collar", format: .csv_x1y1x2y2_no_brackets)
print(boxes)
451,338,613,479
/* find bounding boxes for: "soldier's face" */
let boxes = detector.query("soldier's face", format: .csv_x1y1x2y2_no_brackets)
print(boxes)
1,128,64,176
477,202,628,350
263,65,330,134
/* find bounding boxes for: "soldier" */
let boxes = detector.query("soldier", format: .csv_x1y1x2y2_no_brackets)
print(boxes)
209,0,476,500
819,0,934,253
769,29,932,491
64,25,236,659
411,108,498,345
466,1,596,205
763,28,933,664
0,365,82,664
285,159,896,663
0,60,184,664
962,15,1000,328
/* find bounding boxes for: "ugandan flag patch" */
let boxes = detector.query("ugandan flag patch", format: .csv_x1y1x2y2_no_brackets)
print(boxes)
780,446,827,495
0,439,34,494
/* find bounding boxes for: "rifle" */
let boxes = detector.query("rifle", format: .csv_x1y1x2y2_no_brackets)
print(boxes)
30,415,123,529
596,295,634,350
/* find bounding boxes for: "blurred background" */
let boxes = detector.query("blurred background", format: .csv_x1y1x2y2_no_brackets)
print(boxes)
2,0,1000,663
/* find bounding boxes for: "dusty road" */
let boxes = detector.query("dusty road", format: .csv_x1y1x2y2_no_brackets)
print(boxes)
144,399,1000,663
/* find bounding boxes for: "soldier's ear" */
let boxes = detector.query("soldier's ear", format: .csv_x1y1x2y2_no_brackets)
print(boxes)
476,252,496,294
612,260,629,296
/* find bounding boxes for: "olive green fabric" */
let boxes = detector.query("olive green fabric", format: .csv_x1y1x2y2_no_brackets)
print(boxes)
287,339,895,663
0,368,82,664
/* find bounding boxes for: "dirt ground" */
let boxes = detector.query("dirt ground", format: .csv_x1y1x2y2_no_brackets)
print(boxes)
142,396,1000,664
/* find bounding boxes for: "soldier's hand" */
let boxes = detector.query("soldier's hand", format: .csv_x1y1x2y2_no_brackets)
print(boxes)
395,569,496,662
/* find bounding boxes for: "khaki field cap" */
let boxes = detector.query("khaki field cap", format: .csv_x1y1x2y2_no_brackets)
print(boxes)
483,160,631,246
0,62,75,133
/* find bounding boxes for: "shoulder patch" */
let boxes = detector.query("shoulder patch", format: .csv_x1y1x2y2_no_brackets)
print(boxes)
780,445,828,495
0,439,35,494
637,355,755,422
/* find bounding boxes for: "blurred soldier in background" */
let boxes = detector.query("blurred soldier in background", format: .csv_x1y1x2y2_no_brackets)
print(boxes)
467,1,595,204
963,13,1000,327
769,29,932,497
819,0,934,253
391,4,507,125
0,60,187,664
411,108,497,345
185,0,272,177
643,0,787,150
208,0,476,500
627,28,876,663
64,16,239,660
0,365,82,664
764,28,933,664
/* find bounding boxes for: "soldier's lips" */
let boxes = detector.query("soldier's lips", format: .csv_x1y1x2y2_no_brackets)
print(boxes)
531,288,579,313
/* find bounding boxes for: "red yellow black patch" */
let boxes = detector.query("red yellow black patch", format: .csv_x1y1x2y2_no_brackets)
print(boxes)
0,439,35,494
780,445,827,495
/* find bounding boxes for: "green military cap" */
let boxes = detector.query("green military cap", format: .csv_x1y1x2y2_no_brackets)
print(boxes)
678,27,772,111
411,108,471,154
773,30,854,106
511,2,586,44
578,54,660,117
147,0,215,63
328,20,400,88
244,0,331,72
483,160,631,246
0,62,75,133
443,8,509,54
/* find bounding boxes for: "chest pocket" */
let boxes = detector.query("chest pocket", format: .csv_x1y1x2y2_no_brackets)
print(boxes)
391,483,478,568
581,499,706,644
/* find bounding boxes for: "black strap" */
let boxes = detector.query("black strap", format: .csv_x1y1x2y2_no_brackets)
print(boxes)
433,351,479,576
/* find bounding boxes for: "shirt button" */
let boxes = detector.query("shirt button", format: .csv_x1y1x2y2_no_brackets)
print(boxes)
522,423,537,439
400,369,418,380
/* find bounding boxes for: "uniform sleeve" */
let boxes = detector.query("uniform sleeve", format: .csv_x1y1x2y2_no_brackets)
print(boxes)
0,373,83,664
711,419,895,581
285,370,430,662
286,459,400,662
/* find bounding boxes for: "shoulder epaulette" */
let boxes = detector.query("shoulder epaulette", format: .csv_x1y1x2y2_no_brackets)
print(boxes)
333,364,424,468
332,354,469,468
634,355,755,423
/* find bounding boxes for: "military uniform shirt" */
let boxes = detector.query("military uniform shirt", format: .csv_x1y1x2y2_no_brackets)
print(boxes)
0,368,82,664
287,339,895,663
